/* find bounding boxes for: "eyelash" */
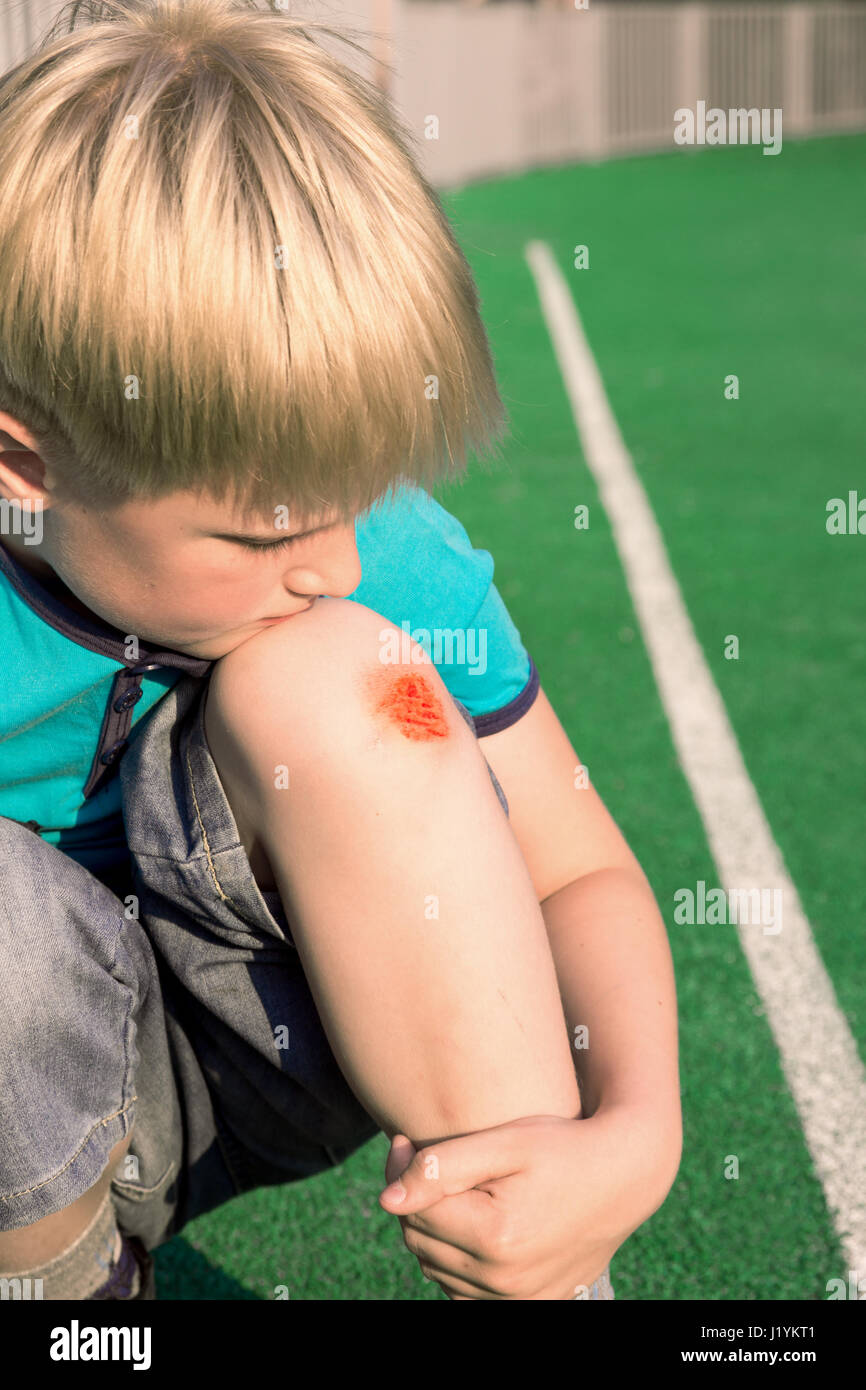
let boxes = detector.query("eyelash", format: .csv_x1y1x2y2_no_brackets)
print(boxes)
238,535,303,555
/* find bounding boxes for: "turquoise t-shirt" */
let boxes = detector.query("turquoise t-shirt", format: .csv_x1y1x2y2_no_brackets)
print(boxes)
0,484,538,876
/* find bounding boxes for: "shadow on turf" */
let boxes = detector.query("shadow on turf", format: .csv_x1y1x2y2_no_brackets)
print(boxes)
152,1235,262,1300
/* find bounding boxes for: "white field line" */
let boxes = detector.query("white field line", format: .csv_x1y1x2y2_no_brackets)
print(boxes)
526,238,866,1291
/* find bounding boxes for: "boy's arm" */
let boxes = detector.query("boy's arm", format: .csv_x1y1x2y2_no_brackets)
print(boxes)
478,686,683,1180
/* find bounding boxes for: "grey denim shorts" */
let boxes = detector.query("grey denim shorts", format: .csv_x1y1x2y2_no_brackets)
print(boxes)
0,671,613,1299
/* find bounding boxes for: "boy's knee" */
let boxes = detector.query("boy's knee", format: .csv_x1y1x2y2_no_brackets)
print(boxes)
0,819,146,1090
0,825,145,1226
0,815,59,915
208,595,471,772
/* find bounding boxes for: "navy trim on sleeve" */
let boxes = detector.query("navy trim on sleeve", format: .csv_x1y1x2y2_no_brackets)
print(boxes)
471,655,540,738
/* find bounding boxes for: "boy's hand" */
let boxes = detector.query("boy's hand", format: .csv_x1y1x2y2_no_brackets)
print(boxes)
379,1107,677,1300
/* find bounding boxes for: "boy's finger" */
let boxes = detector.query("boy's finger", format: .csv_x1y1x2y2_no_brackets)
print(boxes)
384,1133,416,1187
379,1125,523,1212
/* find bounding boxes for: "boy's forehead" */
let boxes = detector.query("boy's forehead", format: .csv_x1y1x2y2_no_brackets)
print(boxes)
119,489,334,533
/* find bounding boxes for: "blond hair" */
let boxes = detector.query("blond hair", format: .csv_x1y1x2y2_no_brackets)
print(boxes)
0,0,508,523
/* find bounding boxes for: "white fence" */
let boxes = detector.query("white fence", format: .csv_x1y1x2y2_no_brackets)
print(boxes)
392,2,866,185
3,2,865,187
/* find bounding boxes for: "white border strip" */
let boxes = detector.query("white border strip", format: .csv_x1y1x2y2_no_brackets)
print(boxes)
526,238,866,1290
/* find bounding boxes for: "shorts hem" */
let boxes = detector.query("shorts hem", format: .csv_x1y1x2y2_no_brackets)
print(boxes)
0,1101,136,1230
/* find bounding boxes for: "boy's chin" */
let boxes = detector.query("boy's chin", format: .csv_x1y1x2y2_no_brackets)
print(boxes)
161,628,265,661
130,619,282,661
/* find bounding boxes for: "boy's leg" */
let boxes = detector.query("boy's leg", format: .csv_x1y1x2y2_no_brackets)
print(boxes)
118,604,613,1298
0,817,183,1294
203,597,583,1150
0,1132,132,1269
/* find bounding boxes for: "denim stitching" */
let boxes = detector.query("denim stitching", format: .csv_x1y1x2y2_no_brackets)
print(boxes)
184,742,243,912
0,1099,137,1202
106,901,146,1122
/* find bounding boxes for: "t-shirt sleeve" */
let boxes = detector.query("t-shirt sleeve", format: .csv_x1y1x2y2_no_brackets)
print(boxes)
349,483,539,734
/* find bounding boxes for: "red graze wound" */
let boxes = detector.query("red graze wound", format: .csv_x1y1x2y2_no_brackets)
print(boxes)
364,669,450,741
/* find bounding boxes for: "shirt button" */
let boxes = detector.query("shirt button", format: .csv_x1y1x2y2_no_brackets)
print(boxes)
114,688,144,712
101,740,128,765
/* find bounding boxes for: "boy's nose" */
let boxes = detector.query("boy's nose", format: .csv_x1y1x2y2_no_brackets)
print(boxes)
291,523,363,599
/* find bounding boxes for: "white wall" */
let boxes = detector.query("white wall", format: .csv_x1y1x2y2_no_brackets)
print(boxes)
3,1,864,190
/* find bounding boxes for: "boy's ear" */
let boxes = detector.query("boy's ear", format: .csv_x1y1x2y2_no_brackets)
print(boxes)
0,415,54,500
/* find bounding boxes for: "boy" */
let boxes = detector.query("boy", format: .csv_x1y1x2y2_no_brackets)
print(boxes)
0,0,681,1301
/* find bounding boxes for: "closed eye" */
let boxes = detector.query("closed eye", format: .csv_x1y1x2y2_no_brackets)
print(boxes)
217,518,342,551
236,534,303,554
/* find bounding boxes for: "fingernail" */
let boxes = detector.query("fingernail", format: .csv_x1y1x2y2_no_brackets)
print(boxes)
383,1180,405,1203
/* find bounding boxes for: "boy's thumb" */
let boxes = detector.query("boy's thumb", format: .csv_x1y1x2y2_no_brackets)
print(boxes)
381,1133,417,1203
